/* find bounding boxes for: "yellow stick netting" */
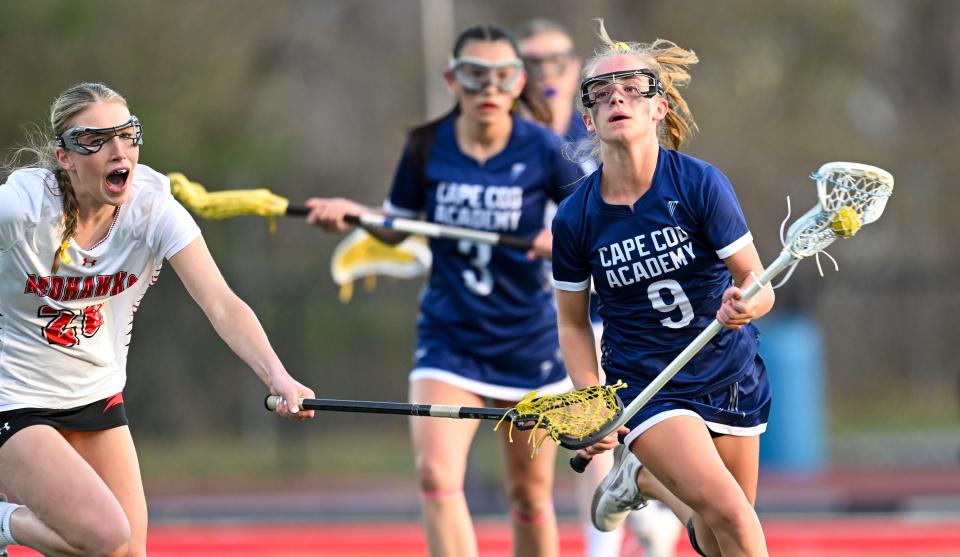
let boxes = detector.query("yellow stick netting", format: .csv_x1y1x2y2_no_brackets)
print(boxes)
168,173,290,232
496,380,626,457
330,229,432,302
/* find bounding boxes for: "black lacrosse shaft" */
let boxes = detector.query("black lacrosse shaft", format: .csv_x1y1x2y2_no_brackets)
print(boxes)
265,396,508,421
495,234,536,251
570,453,592,473
286,206,310,216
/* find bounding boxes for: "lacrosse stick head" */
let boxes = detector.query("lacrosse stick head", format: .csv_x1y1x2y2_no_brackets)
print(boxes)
498,381,626,456
330,229,432,302
784,162,894,257
168,173,290,220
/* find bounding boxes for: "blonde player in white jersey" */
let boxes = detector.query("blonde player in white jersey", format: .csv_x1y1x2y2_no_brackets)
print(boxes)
0,82,315,557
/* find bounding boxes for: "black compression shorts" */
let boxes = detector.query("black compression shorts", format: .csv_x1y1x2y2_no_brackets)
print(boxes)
0,393,128,449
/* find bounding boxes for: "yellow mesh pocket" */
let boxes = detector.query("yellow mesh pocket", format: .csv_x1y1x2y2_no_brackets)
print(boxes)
330,229,432,302
169,173,290,231
497,381,626,457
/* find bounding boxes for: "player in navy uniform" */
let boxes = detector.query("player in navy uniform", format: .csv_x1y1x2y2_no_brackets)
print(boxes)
551,22,774,557
306,24,582,557
519,19,590,148
0,83,314,556
519,19,681,557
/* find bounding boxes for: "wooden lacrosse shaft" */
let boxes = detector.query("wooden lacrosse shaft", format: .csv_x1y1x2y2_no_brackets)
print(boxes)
265,395,510,421
285,206,534,251
570,249,798,473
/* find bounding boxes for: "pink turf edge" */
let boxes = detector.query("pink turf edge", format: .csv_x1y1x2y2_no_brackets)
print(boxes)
7,519,960,556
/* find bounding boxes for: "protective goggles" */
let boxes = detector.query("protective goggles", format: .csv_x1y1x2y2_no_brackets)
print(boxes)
449,57,524,93
580,69,664,109
56,116,143,155
523,50,577,78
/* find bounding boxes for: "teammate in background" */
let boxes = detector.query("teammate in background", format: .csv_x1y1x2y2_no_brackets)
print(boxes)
518,19,590,152
306,24,583,557
552,21,775,557
519,19,682,557
0,82,314,557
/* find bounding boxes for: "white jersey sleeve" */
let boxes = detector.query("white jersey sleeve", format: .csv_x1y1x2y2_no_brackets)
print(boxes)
0,169,46,252
140,166,201,260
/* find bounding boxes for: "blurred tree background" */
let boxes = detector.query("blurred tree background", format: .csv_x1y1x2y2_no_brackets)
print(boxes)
1,0,957,483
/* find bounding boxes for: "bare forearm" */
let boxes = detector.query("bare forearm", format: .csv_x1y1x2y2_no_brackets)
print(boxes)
721,243,776,326
169,238,313,419
737,271,776,317
205,295,284,386
559,322,602,390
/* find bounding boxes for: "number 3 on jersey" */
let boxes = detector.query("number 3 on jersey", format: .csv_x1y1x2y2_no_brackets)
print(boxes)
458,240,493,296
38,304,105,347
647,279,694,328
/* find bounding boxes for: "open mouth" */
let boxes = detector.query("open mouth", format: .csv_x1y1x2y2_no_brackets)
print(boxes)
105,168,130,193
608,114,630,123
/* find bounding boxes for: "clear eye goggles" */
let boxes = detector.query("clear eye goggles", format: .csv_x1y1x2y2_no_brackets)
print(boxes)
449,57,524,93
580,69,664,109
523,50,577,78
56,116,144,155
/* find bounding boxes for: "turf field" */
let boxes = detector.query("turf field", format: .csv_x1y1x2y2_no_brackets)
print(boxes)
8,517,960,556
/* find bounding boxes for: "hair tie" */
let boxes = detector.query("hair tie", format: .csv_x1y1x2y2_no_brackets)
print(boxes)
58,240,73,265
614,41,631,52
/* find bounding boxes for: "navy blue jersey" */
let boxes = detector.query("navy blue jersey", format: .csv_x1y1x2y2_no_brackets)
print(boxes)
563,108,590,143
387,113,583,361
552,147,760,397
558,109,605,325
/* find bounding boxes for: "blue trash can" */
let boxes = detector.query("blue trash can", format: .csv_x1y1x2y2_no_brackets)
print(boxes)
757,313,826,474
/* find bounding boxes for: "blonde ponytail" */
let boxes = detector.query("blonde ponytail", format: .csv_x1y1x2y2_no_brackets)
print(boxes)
581,19,700,151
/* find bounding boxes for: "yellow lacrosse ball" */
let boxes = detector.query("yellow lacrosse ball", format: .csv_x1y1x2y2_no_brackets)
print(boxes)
830,206,861,238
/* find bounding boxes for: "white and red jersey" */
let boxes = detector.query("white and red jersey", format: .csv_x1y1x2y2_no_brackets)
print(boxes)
0,164,200,410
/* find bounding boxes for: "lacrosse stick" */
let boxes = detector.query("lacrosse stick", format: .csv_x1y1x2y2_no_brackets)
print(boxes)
331,229,432,302
167,173,292,232
266,381,626,456
169,174,433,301
338,214,534,251
167,173,535,250
567,161,894,472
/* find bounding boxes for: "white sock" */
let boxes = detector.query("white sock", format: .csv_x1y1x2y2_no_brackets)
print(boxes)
0,500,21,546
584,523,623,557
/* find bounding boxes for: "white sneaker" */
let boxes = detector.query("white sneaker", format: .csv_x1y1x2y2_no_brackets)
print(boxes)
628,500,683,557
590,444,647,532
0,493,9,557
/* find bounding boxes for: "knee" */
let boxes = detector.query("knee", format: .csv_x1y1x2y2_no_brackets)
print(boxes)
503,479,552,519
414,456,462,495
699,500,758,544
66,519,131,557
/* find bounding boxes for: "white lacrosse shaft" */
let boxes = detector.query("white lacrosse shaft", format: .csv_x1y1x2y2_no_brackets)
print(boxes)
618,249,795,429
572,161,893,473
569,250,796,473
344,214,534,251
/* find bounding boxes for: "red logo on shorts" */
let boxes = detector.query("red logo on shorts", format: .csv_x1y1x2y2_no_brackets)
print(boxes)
103,392,124,413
